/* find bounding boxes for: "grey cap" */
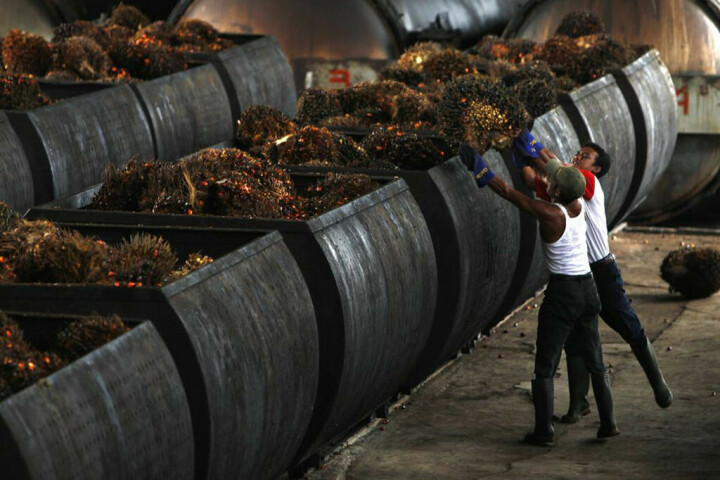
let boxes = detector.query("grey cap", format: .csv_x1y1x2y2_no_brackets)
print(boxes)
545,157,586,200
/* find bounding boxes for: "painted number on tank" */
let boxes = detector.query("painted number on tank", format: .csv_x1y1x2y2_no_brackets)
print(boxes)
329,69,351,88
672,76,720,134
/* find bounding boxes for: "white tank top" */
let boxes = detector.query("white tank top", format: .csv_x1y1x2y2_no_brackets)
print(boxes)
541,202,592,275
580,179,611,263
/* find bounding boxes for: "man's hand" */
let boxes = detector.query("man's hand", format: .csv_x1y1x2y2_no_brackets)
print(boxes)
457,143,495,187
514,128,545,160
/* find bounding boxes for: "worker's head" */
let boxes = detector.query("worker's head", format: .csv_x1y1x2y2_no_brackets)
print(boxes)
570,142,611,178
546,157,586,205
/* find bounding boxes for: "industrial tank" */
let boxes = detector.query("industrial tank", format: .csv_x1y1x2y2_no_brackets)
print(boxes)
171,0,531,90
503,0,720,224
0,0,59,39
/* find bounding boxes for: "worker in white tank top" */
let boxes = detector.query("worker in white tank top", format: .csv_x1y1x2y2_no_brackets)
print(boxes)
520,138,672,423
459,138,617,448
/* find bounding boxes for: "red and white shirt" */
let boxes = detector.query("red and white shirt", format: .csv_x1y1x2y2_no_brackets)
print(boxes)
535,169,610,264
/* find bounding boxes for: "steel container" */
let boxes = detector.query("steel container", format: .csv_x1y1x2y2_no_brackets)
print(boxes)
0,224,319,480
0,319,194,480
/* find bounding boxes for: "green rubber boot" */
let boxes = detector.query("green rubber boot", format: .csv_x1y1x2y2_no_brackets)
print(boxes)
591,371,620,439
524,378,556,447
632,337,673,408
556,355,591,423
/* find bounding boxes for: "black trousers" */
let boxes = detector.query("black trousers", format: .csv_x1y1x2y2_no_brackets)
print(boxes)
535,273,605,379
592,258,647,348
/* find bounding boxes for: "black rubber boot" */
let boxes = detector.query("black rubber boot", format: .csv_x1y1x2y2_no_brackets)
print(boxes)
631,337,673,408
524,378,556,446
556,355,591,423
591,372,620,439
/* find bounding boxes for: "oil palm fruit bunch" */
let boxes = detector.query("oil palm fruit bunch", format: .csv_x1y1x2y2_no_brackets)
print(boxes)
397,41,444,71
379,64,425,88
661,248,720,299
113,34,187,79
534,35,583,76
0,73,51,110
567,35,635,84
296,87,342,125
390,89,437,127
336,80,410,125
169,253,214,281
421,48,474,83
110,233,177,286
52,20,112,51
555,10,605,39
172,19,232,53
137,21,174,44
236,105,297,152
50,36,113,80
0,202,19,233
92,159,176,212
306,173,379,216
105,3,150,30
267,125,370,167
361,126,444,170
0,313,65,400
2,29,51,76
53,314,130,361
439,74,529,152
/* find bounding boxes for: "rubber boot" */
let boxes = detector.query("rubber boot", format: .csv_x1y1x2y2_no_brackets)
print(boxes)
556,355,591,423
524,378,555,446
591,372,620,439
631,337,673,408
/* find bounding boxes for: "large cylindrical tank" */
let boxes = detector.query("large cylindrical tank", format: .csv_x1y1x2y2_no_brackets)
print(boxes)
172,0,531,90
503,0,720,224
0,0,59,39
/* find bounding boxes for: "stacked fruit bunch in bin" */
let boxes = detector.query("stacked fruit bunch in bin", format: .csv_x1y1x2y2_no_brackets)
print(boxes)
292,10,646,157
0,3,232,99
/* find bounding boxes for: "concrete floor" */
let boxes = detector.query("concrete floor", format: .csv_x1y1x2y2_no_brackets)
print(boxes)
305,230,720,480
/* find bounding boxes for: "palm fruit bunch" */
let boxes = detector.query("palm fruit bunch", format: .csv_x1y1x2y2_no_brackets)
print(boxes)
171,19,233,53
137,21,174,44
390,89,437,128
1,313,65,400
379,64,425,88
1,29,52,76
397,41,444,70
109,233,177,287
0,202,19,233
168,253,214,282
566,34,635,84
555,10,605,39
52,20,111,51
334,80,410,126
105,3,150,30
500,61,559,117
0,221,111,284
534,34,584,76
474,36,539,64
418,48,474,83
439,74,529,153
53,314,130,361
296,88,342,125
0,73,51,110
266,125,372,168
661,248,720,299
360,126,445,170
236,105,297,152
304,173,379,217
49,36,113,81
91,159,176,212
113,34,187,80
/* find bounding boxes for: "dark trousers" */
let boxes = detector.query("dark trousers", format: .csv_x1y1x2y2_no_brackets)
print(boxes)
535,273,604,379
592,258,646,348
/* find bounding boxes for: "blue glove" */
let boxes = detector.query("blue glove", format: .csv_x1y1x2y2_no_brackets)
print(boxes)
458,143,495,187
514,128,545,159
473,153,495,187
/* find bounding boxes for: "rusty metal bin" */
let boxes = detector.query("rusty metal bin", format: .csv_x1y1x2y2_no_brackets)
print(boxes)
0,224,319,480
0,316,194,480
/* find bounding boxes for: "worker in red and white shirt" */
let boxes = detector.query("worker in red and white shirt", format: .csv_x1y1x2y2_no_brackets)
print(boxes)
513,131,673,424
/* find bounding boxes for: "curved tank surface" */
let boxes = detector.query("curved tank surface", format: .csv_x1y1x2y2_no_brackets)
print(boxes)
46,0,179,22
504,0,720,223
0,0,58,39
174,0,530,89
